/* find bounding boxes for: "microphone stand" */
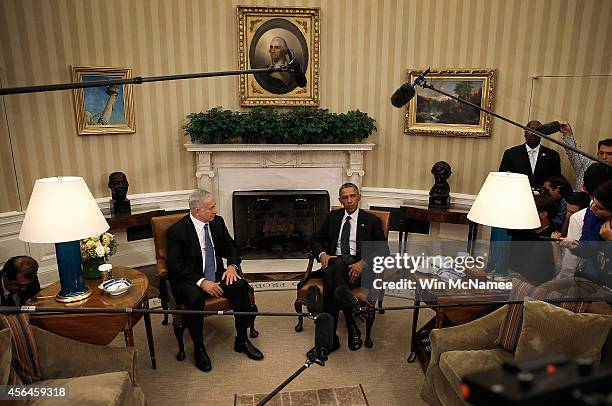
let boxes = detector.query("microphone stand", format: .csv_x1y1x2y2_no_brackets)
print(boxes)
0,66,294,96
0,305,312,318
257,350,326,406
414,70,611,168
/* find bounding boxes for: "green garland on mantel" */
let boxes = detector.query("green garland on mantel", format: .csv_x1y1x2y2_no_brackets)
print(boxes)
183,107,376,144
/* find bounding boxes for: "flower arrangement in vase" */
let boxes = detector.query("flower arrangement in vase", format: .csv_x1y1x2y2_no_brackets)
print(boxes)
80,232,118,279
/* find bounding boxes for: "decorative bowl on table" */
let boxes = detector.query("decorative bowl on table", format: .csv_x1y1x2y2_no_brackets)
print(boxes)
98,278,132,296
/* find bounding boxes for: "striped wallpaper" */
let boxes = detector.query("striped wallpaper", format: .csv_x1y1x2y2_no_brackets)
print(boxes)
0,0,610,213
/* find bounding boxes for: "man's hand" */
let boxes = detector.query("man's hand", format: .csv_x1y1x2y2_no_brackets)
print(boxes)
559,237,579,249
221,265,242,285
348,260,365,283
600,221,612,241
199,279,223,297
559,121,572,135
320,253,337,269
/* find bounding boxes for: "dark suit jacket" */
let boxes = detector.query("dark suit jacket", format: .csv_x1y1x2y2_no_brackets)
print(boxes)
166,214,241,286
499,143,561,187
311,209,389,266
0,276,40,306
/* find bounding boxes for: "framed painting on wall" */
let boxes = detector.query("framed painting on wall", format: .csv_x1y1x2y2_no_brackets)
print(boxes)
71,66,136,135
238,6,320,106
404,69,496,137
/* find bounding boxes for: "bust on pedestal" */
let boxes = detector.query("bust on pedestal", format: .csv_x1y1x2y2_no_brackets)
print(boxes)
108,172,131,216
428,161,452,209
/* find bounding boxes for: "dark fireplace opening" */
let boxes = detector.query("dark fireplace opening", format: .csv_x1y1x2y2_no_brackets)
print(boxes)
233,190,330,259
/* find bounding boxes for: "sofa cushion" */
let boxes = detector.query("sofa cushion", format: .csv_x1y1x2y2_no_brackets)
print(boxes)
0,314,41,384
495,279,589,352
439,349,513,397
0,328,12,385
27,371,132,406
515,300,611,362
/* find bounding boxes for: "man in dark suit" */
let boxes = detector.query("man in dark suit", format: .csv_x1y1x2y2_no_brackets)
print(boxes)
499,120,562,187
166,189,263,372
1,256,41,308
311,183,388,352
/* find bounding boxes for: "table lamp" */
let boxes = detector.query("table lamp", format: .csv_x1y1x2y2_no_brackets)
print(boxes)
467,172,540,280
19,176,109,302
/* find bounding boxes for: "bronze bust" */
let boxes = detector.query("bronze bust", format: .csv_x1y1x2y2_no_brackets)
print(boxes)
108,172,131,216
429,161,452,209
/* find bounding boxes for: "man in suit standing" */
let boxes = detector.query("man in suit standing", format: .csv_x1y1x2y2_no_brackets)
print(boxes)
0,256,40,308
311,183,388,352
166,189,263,372
499,120,562,187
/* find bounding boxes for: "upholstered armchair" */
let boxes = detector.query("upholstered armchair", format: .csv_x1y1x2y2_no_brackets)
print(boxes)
1,325,146,405
151,214,258,361
294,209,390,348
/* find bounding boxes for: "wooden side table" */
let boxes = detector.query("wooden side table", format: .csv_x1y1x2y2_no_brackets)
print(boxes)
27,266,156,369
398,205,479,256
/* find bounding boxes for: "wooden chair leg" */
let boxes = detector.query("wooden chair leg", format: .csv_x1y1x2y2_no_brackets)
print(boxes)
364,310,375,348
294,299,304,332
173,323,186,361
161,300,169,325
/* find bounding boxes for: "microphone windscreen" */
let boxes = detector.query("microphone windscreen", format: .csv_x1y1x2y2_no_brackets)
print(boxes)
334,285,354,311
306,285,322,314
288,60,307,88
390,83,416,108
315,312,334,350
534,121,561,135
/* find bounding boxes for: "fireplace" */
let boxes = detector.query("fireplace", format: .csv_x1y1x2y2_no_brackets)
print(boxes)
233,190,330,259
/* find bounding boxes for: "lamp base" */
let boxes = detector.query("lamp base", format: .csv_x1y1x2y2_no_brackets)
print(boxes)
55,288,93,303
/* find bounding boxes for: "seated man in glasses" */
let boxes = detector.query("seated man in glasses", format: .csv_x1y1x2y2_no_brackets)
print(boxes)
1,256,41,308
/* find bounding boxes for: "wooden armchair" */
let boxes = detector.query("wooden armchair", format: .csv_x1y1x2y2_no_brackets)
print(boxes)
151,214,258,361
294,209,390,348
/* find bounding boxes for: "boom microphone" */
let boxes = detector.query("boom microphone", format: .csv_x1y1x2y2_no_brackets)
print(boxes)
314,313,334,362
334,285,361,315
390,68,430,108
306,285,322,316
287,50,307,88
534,121,562,135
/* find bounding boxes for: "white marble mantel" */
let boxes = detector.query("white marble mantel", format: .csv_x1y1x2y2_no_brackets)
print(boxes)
185,143,375,234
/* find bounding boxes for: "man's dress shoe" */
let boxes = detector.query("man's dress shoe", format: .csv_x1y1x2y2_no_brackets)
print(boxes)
347,324,363,351
194,347,212,372
234,338,264,360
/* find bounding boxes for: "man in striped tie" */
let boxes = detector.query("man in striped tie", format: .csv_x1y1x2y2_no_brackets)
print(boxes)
311,183,388,352
167,189,263,372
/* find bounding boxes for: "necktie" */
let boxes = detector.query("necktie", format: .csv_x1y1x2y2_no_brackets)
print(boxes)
340,217,351,260
203,224,216,282
529,150,537,173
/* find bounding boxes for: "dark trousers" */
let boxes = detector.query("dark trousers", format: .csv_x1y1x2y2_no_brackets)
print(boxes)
322,257,361,334
172,278,251,348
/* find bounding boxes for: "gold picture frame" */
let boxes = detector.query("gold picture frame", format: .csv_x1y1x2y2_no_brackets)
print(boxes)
71,66,136,135
404,69,496,137
238,6,320,106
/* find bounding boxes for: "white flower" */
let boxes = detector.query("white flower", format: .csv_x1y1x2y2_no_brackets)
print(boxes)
95,245,106,257
105,247,110,255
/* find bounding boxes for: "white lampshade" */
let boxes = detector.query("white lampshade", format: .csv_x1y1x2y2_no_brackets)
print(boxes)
20,176,109,243
467,172,540,229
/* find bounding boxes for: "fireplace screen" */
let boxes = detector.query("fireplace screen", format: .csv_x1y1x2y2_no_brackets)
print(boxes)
233,190,330,259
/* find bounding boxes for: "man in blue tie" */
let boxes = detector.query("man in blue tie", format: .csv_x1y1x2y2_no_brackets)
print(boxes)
166,189,263,372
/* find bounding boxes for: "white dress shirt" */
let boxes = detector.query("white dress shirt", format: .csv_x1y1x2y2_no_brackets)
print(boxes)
526,143,541,174
190,213,216,287
335,209,359,256
558,206,588,278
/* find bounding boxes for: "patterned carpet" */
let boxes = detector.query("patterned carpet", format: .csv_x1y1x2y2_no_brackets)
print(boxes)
235,385,368,406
